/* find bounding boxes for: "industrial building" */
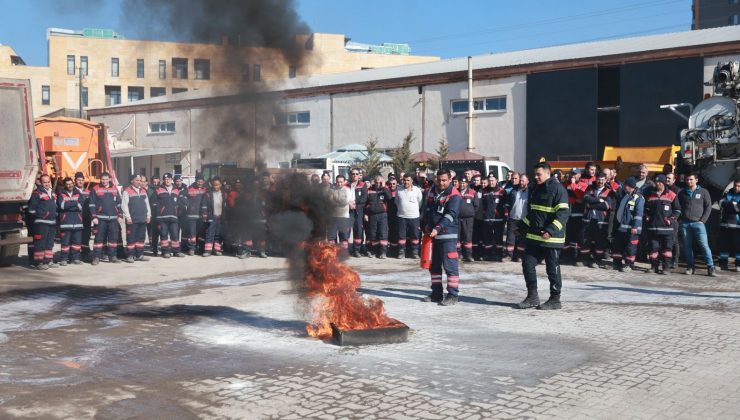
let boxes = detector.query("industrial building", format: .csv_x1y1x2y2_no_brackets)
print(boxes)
85,26,740,179
693,0,740,29
0,28,438,119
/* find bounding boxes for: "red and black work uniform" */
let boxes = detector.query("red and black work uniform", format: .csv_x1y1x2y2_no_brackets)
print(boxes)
580,184,613,265
348,180,368,254
28,186,57,266
565,180,586,261
423,183,462,298
472,184,486,260
457,185,479,261
90,183,122,260
122,185,151,259
203,188,227,255
244,186,272,256
719,189,740,270
57,188,84,263
612,191,645,270
183,184,207,253
481,184,506,261
365,184,393,258
504,184,530,261
75,185,93,258
155,185,184,256
644,189,681,273
521,177,570,299
387,185,399,255
146,184,161,255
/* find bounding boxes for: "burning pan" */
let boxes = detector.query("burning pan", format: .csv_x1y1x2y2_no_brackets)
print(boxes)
330,322,410,346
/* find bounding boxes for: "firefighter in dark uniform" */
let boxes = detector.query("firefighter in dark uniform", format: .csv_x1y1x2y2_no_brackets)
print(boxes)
28,175,57,270
203,177,227,257
90,172,123,265
457,177,479,262
612,177,645,272
155,173,186,258
364,175,393,259
580,172,614,268
73,172,92,261
121,174,151,263
348,168,368,257
644,174,681,275
147,176,161,256
718,178,740,272
183,176,207,255
518,162,570,310
422,169,462,306
57,177,85,265
481,175,506,261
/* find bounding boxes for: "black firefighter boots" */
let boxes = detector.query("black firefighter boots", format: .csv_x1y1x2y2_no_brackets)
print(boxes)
422,293,443,303
440,294,458,306
517,290,540,309
537,295,562,310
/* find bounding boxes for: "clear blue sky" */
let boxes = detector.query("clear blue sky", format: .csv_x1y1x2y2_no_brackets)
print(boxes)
3,0,692,66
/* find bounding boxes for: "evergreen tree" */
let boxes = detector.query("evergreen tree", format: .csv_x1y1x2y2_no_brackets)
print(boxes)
392,130,415,176
429,137,449,170
360,137,383,179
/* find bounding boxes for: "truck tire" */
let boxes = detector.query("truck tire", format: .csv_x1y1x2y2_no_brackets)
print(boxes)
0,232,22,267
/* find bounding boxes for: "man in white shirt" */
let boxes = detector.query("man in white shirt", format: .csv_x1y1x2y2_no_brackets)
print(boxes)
395,174,423,259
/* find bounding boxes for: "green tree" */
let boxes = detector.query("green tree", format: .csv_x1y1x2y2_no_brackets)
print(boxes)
428,137,449,170
361,137,383,179
392,130,415,176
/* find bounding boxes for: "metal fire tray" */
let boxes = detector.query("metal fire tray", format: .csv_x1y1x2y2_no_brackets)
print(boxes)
330,322,409,346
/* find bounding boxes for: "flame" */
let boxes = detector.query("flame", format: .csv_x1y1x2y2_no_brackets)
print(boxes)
305,242,401,338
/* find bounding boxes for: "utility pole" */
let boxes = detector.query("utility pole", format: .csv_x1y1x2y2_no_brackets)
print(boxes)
78,66,84,119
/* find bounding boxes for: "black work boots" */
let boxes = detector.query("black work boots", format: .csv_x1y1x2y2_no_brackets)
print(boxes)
537,295,562,310
517,291,540,309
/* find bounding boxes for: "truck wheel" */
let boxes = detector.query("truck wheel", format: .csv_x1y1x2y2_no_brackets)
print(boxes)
0,232,22,267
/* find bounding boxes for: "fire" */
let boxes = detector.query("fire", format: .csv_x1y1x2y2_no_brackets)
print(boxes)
305,242,402,338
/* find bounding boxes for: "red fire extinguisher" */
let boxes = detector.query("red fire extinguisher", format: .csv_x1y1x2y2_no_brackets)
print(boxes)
420,234,433,269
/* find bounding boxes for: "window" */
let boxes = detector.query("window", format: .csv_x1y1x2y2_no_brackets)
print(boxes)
159,60,166,79
149,122,176,134
450,96,507,114
253,64,261,81
194,59,210,80
137,59,144,78
128,86,144,102
289,65,297,79
67,55,75,75
730,14,740,25
80,56,88,76
111,58,119,77
105,86,121,106
150,87,166,97
172,87,188,94
172,58,188,79
41,85,50,105
241,64,249,82
82,87,88,107
275,111,310,126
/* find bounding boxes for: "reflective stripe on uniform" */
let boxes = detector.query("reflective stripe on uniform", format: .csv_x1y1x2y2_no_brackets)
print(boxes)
530,204,555,213
552,220,563,231
526,233,565,243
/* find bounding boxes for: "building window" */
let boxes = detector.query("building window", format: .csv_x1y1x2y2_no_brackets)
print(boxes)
172,87,188,94
128,86,144,102
194,59,210,80
105,85,121,106
149,122,176,134
111,58,119,77
241,64,249,82
253,64,261,81
172,58,188,79
80,56,88,76
67,55,75,75
137,59,144,78
450,96,507,114
82,87,88,107
158,60,166,79
730,14,740,25
289,65,297,79
275,111,310,126
41,85,50,105
150,87,166,97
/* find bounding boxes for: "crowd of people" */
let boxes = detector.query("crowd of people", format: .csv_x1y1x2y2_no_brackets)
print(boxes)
24,162,740,284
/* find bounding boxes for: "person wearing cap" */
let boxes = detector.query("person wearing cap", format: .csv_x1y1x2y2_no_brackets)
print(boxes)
456,176,479,262
89,172,123,265
677,173,716,276
481,174,506,261
73,172,93,260
147,175,161,256
644,174,681,275
183,176,207,255
202,177,227,257
579,172,614,268
28,175,58,269
57,176,85,265
121,174,151,263
612,177,645,272
364,175,392,259
155,173,186,258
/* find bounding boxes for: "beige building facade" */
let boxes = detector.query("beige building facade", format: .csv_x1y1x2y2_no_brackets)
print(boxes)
0,29,438,118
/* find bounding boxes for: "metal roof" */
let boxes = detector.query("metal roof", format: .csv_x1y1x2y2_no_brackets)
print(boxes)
89,26,740,113
316,143,392,164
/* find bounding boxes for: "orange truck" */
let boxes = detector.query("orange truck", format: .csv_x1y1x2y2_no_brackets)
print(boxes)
34,117,117,187
545,145,681,180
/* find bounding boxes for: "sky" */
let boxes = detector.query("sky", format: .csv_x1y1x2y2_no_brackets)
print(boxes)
2,0,692,66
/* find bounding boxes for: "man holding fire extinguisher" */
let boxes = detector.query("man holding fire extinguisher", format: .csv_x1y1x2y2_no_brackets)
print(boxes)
422,169,462,306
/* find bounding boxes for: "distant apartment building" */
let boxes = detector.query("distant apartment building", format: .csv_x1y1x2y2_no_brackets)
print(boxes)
693,0,740,29
0,28,438,118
